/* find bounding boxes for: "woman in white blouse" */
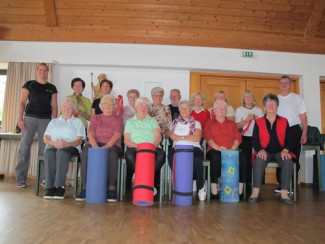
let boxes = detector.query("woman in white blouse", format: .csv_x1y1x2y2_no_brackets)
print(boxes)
168,100,206,201
235,90,263,187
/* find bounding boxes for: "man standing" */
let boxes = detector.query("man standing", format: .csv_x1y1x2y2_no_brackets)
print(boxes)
168,89,181,121
276,75,308,192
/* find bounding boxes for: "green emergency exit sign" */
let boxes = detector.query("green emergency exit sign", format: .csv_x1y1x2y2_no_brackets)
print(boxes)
242,51,253,57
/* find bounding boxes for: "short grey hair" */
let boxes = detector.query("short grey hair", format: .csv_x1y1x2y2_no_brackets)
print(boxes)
213,99,227,109
170,89,181,95
61,97,77,113
99,94,116,110
151,87,165,97
135,97,151,108
178,100,193,111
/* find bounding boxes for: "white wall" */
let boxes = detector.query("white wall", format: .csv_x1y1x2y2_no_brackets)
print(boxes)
55,65,189,106
1,41,325,183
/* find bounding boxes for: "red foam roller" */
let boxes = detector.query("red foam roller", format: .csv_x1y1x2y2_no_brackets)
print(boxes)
133,142,156,206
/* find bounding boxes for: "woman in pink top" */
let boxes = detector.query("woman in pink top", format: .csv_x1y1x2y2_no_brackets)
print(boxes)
77,95,123,202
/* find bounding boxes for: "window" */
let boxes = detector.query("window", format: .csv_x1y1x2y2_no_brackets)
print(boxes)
0,63,8,124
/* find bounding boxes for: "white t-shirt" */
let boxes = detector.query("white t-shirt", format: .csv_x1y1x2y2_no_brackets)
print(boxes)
235,106,263,137
277,93,307,126
170,121,201,148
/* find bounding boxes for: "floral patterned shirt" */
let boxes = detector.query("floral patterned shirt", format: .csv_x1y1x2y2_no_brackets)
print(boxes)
148,104,172,133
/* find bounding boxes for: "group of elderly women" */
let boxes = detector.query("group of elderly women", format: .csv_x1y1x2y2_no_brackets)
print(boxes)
17,64,294,205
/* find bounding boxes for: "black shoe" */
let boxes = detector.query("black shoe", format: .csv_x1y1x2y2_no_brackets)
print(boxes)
107,190,117,203
54,186,65,200
75,190,86,202
43,188,55,199
248,196,259,203
211,193,219,200
280,197,295,205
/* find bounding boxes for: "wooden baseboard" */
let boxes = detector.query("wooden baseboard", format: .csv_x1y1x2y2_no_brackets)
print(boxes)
300,182,313,187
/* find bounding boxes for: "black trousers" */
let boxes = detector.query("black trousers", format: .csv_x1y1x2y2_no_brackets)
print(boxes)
239,136,253,184
276,125,301,185
125,147,165,179
207,149,246,184
168,147,204,191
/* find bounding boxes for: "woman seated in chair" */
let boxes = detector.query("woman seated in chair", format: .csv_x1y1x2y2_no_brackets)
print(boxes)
167,100,206,201
249,93,294,205
76,95,123,202
203,100,246,199
43,97,85,200
124,97,165,193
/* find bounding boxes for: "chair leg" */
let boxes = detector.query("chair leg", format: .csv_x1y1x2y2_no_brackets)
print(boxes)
117,159,121,199
35,156,43,196
293,163,297,202
207,163,211,201
119,159,127,201
72,157,79,198
159,163,165,202
243,183,246,200
168,167,172,201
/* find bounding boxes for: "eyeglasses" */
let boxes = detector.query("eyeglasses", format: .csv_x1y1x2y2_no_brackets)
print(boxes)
102,102,114,105
265,102,277,107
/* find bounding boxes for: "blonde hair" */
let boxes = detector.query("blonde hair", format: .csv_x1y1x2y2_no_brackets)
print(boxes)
127,89,140,97
214,90,227,102
241,90,256,106
37,63,49,71
190,92,205,106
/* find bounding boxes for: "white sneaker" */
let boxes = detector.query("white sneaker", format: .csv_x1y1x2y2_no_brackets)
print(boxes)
154,187,157,196
198,186,207,201
132,173,135,184
193,180,197,192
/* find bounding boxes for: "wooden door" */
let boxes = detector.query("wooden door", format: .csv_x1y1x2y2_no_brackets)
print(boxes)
200,76,246,109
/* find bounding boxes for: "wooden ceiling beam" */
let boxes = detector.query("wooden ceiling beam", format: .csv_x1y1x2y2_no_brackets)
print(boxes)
43,0,58,27
0,25,323,54
303,0,325,41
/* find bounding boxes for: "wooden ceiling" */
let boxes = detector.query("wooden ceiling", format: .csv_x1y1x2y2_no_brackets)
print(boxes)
1,0,325,54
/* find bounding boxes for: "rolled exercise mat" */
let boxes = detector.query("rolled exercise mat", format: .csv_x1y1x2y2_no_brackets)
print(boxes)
86,148,109,203
173,145,194,206
220,150,239,202
133,143,156,206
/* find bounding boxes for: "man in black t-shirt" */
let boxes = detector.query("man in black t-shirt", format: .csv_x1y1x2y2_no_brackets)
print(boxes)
168,89,181,121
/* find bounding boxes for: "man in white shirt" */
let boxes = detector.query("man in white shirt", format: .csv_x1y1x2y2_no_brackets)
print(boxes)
276,75,308,192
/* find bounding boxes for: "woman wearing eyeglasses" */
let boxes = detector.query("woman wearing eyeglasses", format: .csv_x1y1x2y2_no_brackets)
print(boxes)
249,93,295,205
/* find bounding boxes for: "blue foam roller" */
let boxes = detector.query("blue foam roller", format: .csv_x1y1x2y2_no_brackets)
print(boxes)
86,148,109,203
173,145,194,206
220,150,239,202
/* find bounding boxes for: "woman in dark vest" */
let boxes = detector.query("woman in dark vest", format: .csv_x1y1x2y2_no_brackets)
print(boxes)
249,93,295,205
